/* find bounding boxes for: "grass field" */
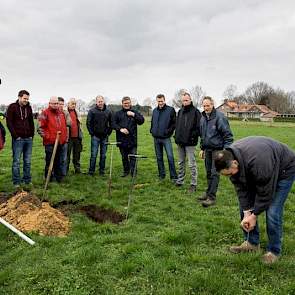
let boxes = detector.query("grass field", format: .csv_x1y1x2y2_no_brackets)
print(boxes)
0,119,295,295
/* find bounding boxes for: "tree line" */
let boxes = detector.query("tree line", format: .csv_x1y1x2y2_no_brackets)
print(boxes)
171,82,295,114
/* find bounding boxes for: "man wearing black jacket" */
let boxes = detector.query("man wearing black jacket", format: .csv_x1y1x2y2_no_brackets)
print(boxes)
214,137,295,264
199,96,233,207
86,95,112,176
150,94,177,181
112,96,145,177
6,90,34,190
174,92,201,193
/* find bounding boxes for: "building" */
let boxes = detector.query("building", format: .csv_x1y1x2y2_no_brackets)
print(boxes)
217,100,280,121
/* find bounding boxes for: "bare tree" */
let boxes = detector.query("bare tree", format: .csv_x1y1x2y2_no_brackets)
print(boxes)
172,88,187,108
223,84,238,101
287,91,295,113
143,97,154,116
244,81,274,105
75,99,87,114
190,85,206,108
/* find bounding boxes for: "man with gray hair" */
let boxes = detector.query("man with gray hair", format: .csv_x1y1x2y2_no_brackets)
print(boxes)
67,98,83,174
198,96,233,207
174,92,201,193
38,96,67,182
86,95,112,176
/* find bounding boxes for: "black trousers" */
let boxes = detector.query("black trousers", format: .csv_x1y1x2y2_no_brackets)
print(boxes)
67,137,82,173
45,144,64,182
205,150,220,200
119,146,137,175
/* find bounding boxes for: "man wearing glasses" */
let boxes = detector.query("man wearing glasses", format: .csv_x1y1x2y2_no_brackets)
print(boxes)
38,96,67,182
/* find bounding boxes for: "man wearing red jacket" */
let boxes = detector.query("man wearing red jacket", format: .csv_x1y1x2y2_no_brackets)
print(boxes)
38,96,67,182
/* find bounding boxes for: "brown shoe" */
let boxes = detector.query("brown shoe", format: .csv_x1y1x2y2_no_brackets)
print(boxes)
188,185,196,193
198,192,208,201
201,197,216,207
262,252,279,264
229,241,260,254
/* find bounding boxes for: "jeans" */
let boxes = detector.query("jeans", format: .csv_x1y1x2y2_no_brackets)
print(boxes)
176,145,197,186
60,143,68,176
45,144,64,182
67,138,82,173
240,175,295,255
88,136,108,174
205,150,220,199
154,137,177,179
12,137,33,185
119,146,137,176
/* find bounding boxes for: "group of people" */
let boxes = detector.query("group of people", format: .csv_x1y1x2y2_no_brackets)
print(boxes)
3,91,145,187
1,89,295,264
151,92,233,207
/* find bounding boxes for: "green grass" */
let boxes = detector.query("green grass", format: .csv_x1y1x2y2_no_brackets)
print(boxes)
0,119,295,295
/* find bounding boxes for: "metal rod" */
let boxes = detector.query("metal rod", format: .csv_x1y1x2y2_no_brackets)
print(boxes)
0,217,35,245
108,144,114,197
126,156,139,220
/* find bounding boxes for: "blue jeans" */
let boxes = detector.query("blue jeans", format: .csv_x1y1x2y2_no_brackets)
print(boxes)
154,137,177,179
88,136,108,174
12,137,33,185
60,143,68,176
240,175,295,255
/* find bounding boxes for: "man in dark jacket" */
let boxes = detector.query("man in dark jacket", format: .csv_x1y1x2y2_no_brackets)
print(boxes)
214,137,295,264
112,96,145,177
199,96,233,207
174,92,201,193
150,94,177,181
87,95,112,176
6,90,35,190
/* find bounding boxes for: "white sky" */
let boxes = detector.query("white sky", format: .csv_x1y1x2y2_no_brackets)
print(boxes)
1,0,295,106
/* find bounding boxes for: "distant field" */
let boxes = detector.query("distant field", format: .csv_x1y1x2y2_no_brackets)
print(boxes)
0,119,295,295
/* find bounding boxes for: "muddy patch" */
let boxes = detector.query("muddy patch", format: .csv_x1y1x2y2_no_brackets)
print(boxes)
79,205,125,224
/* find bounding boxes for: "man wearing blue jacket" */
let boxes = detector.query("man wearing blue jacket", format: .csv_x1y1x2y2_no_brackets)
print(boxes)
150,94,177,181
199,96,233,207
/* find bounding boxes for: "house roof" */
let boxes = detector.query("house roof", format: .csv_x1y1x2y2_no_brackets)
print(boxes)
217,100,280,116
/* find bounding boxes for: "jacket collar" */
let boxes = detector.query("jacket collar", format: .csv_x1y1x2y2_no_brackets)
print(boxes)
228,146,246,184
202,107,216,120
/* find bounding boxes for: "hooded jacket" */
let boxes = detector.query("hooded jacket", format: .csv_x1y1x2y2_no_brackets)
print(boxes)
6,100,35,139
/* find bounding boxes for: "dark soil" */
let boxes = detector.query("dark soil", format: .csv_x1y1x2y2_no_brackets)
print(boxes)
53,201,125,224
79,205,125,224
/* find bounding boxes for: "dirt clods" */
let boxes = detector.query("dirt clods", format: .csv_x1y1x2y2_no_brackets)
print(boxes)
0,192,70,237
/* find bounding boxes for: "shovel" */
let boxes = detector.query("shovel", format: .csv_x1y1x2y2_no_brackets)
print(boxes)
43,132,61,198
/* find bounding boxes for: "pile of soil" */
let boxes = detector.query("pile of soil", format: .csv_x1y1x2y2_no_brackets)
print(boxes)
0,192,70,237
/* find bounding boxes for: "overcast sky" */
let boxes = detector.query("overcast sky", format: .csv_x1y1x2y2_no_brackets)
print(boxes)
1,0,294,106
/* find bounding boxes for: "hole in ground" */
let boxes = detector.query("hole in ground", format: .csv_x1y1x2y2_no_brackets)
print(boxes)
79,205,125,224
